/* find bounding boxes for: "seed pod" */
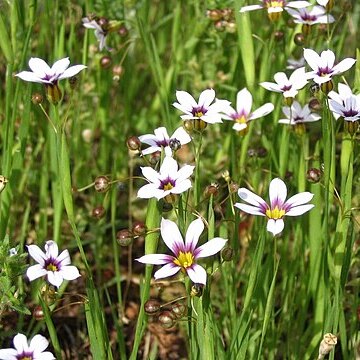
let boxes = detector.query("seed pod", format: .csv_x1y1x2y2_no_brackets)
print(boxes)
92,205,106,219
158,311,176,329
306,168,321,183
116,229,133,246
320,80,334,94
294,33,305,46
144,299,161,315
229,181,239,193
126,136,141,151
274,30,284,42
31,93,43,105
204,184,219,197
169,138,181,152
68,76,78,90
344,120,359,137
98,17,109,31
33,305,45,321
132,221,147,236
100,56,112,69
94,175,111,193
118,24,129,37
45,84,62,105
308,98,321,112
170,302,186,319
221,246,234,261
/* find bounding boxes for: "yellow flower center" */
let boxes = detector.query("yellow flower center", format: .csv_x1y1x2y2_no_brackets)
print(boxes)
163,182,174,191
265,206,285,220
20,357,32,360
194,111,204,117
173,251,194,269
235,115,247,124
266,1,283,8
46,263,58,272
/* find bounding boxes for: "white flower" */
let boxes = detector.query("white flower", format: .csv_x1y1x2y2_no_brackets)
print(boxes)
139,127,191,156
278,101,321,125
303,48,356,85
16,57,86,85
82,17,109,51
9,247,17,256
136,218,227,285
137,156,194,200
235,178,314,236
260,67,308,98
287,57,305,70
172,89,231,124
0,333,55,360
328,83,360,122
240,0,310,15
287,5,334,25
26,240,81,288
221,88,274,132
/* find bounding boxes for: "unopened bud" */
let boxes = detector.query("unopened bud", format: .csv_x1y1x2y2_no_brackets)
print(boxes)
169,138,181,152
45,84,62,105
92,205,106,219
225,22,236,34
94,175,111,193
158,311,176,329
222,170,231,183
116,229,133,246
307,168,322,183
32,93,43,105
268,11,282,22
112,65,124,78
144,299,161,315
318,333,337,359
190,283,204,297
132,221,147,236
214,20,226,32
294,33,305,46
127,136,141,151
221,246,234,261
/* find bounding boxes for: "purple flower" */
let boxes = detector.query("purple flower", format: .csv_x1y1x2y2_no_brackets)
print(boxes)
136,218,227,284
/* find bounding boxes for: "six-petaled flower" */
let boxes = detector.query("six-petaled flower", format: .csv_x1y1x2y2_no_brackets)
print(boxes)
235,178,314,236
26,240,81,288
278,101,321,125
221,88,274,133
286,5,334,26
136,218,227,285
137,156,194,201
0,333,55,360
82,17,109,51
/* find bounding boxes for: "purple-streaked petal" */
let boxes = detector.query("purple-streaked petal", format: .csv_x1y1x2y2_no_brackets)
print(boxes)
59,64,87,80
198,89,215,108
186,264,207,285
194,237,227,259
249,103,274,120
26,264,47,281
154,263,181,280
285,192,314,208
138,134,158,145
267,218,284,236
47,271,64,287
15,71,45,83
236,88,253,115
185,218,204,251
141,146,161,155
303,48,321,71
27,245,46,265
240,4,263,12
28,57,51,77
161,218,184,255
29,335,49,354
286,204,314,216
269,178,287,207
237,188,267,208
209,99,232,114
235,203,266,216
153,127,169,140
45,241,59,258
0,349,18,359
332,58,356,75
320,49,335,69
136,253,174,265
13,333,29,353
174,91,197,111
260,81,282,93
60,265,81,281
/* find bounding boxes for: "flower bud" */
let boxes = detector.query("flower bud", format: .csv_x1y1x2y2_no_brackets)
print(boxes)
306,168,322,183
169,138,181,152
94,175,111,193
100,56,112,69
301,24,311,36
132,221,147,236
158,311,176,329
164,193,178,204
31,93,43,105
126,136,141,151
318,333,337,359
193,119,207,131
144,299,161,315
33,305,45,321
320,80,334,94
92,205,106,219
221,246,234,261
116,229,133,246
170,302,186,319
309,98,321,112
229,181,239,193
222,170,231,183
0,175,8,193
190,283,204,297
294,33,305,46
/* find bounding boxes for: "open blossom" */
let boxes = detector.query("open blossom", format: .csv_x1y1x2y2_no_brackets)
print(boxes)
172,89,231,124
139,127,191,156
303,48,356,85
240,0,310,17
82,17,109,51
26,240,81,288
137,156,194,200
235,178,314,236
260,67,308,99
16,57,86,85
328,83,360,122
287,57,305,70
0,333,55,360
221,88,274,132
287,5,334,25
278,101,321,125
136,218,227,285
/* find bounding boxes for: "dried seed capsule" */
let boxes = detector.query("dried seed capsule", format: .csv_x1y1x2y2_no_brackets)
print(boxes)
158,311,176,329
294,33,305,46
190,283,204,297
221,246,234,261
132,221,147,236
116,229,133,246
204,183,219,197
256,147,268,158
309,98,321,112
31,93,43,105
306,168,321,183
118,24,129,37
206,9,223,21
170,302,186,319
100,56,112,69
92,205,106,219
94,175,111,193
144,299,161,315
318,333,337,359
33,305,45,321
127,136,141,151
229,181,239,193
